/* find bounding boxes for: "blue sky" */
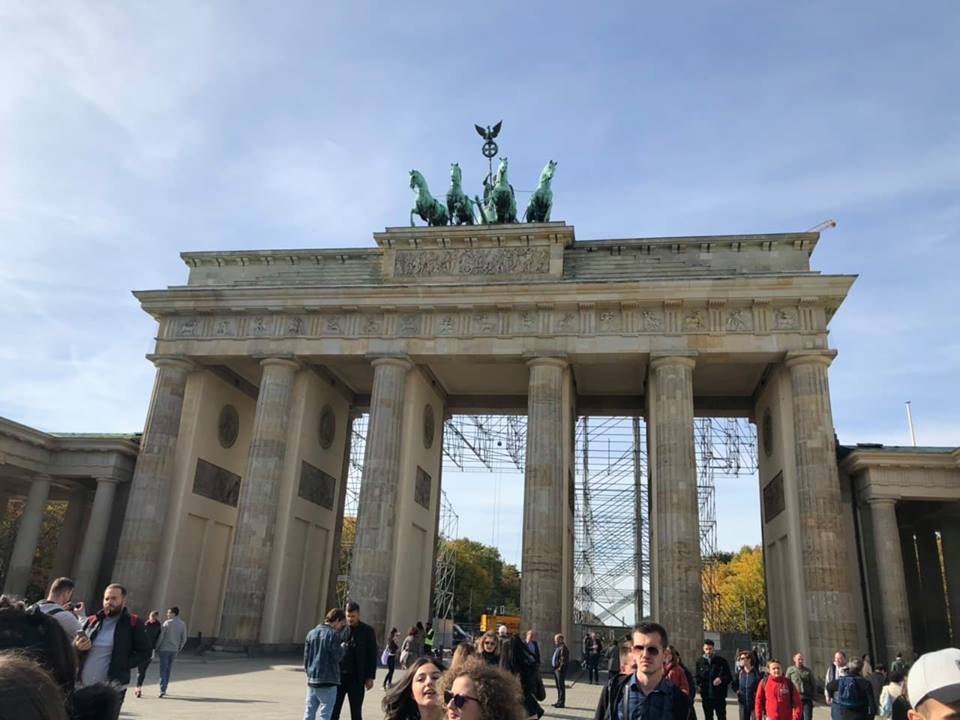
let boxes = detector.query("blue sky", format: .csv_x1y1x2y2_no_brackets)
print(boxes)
2,3,958,564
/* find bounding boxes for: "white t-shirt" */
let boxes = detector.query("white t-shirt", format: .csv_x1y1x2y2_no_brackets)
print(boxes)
36,601,82,637
80,616,119,686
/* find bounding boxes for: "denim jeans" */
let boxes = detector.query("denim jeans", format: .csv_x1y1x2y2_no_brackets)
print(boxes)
158,651,176,692
305,685,339,720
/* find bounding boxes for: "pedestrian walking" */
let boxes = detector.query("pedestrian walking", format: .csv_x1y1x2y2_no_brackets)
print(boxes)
878,670,905,720
551,633,570,709
889,653,908,677
74,583,152,719
696,639,732,720
501,634,545,719
424,622,435,658
133,610,162,698
304,608,347,720
586,632,603,685
383,656,446,720
663,645,692,697
154,606,187,697
825,652,848,705
733,650,762,720
785,653,815,720
525,630,541,664
383,627,400,689
442,657,526,720
332,601,378,720
905,648,960,720
825,657,876,720
401,627,418,670
754,659,800,720
592,622,690,720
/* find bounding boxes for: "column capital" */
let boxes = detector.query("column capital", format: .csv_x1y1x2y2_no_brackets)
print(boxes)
865,495,898,507
93,476,121,485
257,356,302,371
525,354,568,370
28,473,54,484
650,352,697,371
368,354,414,372
146,354,196,372
784,349,837,369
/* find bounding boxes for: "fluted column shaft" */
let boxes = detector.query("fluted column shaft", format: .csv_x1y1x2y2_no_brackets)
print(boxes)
219,357,300,645
113,357,193,605
520,357,567,646
74,478,119,605
785,351,858,669
939,523,960,646
349,357,413,644
3,475,52,596
648,354,701,663
50,486,89,579
867,498,912,663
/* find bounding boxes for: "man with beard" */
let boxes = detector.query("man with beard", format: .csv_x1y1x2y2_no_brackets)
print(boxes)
74,583,151,718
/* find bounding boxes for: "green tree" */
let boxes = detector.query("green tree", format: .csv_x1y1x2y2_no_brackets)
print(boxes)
702,545,768,640
447,538,521,622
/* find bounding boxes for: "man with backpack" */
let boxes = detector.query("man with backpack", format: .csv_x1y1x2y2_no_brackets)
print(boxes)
74,583,152,719
785,653,815,720
825,657,877,720
34,576,83,637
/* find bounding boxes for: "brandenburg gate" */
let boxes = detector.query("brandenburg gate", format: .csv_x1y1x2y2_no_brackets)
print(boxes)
112,222,861,669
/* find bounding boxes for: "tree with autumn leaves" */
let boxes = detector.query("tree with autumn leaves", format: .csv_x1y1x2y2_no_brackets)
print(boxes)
702,545,768,640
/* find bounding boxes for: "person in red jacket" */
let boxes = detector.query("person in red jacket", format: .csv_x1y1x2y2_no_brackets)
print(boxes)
755,659,801,720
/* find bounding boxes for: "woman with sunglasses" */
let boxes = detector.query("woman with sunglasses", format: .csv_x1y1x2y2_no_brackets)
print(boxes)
383,656,447,720
733,651,763,720
475,632,500,667
443,658,525,720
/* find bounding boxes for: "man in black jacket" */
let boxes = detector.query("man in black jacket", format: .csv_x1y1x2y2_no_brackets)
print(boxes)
74,583,151,718
332,601,378,720
695,639,732,720
593,622,689,720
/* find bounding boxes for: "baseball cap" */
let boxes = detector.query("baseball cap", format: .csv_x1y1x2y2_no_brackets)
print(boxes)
907,648,960,708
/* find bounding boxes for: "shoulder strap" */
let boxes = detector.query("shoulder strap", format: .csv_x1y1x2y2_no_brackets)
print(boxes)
129,613,140,627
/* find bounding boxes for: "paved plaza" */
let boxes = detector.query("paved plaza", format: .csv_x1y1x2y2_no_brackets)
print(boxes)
120,652,834,720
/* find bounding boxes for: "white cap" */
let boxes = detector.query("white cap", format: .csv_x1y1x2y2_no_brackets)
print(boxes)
907,648,960,708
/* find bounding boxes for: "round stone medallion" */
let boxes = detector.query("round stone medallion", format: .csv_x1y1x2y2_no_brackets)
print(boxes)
423,404,435,449
218,404,239,448
762,409,773,458
319,405,336,449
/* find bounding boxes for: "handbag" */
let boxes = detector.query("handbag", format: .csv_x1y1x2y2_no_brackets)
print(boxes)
380,648,390,666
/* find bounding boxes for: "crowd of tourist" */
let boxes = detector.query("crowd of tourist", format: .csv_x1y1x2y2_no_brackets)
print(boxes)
3,575,959,720
0,576,188,719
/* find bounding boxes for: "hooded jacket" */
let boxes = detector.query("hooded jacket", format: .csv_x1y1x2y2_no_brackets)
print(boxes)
79,607,151,686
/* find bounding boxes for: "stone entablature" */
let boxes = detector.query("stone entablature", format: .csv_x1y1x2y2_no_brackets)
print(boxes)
178,226,822,288
839,445,960,503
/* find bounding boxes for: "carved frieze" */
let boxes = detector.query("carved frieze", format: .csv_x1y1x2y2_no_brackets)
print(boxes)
393,247,550,278
775,307,799,330
639,310,664,332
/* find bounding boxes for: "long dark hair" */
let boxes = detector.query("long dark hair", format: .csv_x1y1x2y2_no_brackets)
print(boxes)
382,656,447,720
0,598,77,692
499,635,533,678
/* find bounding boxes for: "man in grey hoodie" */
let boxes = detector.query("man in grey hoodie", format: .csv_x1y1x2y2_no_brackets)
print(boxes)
155,606,188,697
305,608,347,720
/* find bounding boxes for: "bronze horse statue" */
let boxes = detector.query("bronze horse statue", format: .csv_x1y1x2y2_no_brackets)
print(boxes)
409,170,449,226
524,160,557,223
446,163,475,225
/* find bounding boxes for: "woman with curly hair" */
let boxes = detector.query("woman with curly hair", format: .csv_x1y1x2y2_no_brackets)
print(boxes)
449,642,476,674
443,658,526,720
383,656,447,720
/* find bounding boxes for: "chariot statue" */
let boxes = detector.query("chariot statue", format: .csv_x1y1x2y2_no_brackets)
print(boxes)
409,170,449,227
523,160,557,223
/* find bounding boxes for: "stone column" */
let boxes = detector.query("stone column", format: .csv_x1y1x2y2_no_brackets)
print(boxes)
899,527,924,651
219,357,300,646
915,526,950,647
73,477,119,605
784,351,858,669
520,357,568,647
648,354,701,663
349,356,412,644
3,475,52,596
939,521,960,647
50,486,90,579
113,356,193,606
325,412,355,613
866,498,912,663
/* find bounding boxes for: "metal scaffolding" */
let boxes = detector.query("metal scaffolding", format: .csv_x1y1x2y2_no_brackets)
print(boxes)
338,412,757,632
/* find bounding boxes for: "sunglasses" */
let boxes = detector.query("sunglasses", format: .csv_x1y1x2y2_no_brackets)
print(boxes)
444,691,480,709
632,645,661,657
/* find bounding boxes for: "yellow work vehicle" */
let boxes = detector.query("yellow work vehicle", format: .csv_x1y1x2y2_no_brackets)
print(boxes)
480,614,520,635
